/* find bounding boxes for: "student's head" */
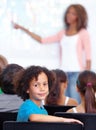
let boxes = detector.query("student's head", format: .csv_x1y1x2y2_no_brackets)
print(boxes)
16,66,53,102
64,4,88,31
0,55,8,73
46,69,67,105
54,69,68,89
76,70,96,113
0,64,24,94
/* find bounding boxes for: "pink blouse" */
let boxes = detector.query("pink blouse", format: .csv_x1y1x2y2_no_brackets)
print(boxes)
41,29,91,70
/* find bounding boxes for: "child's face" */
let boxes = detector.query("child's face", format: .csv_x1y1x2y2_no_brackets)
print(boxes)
27,72,49,105
66,7,78,25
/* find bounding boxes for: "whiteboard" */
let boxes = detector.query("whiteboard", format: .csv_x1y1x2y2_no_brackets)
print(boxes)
0,0,96,71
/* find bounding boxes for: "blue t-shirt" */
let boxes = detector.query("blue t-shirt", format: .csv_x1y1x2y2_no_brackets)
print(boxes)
17,99,48,122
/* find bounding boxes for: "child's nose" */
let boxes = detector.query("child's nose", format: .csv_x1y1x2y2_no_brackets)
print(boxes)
40,85,45,91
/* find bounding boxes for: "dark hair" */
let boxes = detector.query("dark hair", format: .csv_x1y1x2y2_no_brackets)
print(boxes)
0,64,24,94
76,70,96,113
46,69,67,105
64,4,88,31
16,65,53,101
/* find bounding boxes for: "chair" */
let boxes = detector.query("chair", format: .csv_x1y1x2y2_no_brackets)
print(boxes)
44,105,75,115
0,112,17,130
54,112,96,130
3,121,83,130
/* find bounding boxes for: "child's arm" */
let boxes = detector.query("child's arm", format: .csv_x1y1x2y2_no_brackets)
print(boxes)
29,114,83,124
68,98,78,106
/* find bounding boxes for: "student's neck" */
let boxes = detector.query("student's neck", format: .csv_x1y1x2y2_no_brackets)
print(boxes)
80,100,85,107
58,90,66,100
79,96,85,108
59,88,65,97
57,93,66,105
30,98,41,106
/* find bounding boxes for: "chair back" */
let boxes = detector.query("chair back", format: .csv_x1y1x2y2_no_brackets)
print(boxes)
3,121,83,130
54,112,96,130
44,105,75,115
0,112,17,130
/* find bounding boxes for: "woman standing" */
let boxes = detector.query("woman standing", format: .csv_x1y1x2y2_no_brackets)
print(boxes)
13,4,91,103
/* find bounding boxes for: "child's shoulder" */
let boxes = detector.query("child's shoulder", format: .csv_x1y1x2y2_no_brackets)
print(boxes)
20,99,33,107
68,97,78,106
66,107,77,113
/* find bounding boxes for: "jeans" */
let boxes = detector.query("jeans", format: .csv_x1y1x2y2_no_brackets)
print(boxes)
65,72,81,104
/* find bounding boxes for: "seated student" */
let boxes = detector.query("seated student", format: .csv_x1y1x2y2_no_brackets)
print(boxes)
15,65,82,124
67,70,96,113
0,55,8,94
0,64,24,112
45,69,78,106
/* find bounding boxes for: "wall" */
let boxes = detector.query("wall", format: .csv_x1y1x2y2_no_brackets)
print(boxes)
0,0,96,70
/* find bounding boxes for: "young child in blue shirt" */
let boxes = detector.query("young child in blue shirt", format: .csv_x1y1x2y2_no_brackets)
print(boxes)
16,65,82,124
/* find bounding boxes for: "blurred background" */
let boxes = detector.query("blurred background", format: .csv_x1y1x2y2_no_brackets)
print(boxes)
0,0,96,70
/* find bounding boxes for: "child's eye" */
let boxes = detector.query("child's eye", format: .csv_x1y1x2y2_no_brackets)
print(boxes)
34,84,38,87
43,83,48,86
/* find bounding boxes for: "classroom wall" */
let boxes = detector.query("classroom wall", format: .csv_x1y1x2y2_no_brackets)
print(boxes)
0,0,96,71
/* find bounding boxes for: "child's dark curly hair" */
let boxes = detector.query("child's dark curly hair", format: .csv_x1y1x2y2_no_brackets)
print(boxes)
16,65,53,101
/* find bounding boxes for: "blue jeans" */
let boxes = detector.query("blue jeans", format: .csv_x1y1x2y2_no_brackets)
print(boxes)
65,72,81,103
